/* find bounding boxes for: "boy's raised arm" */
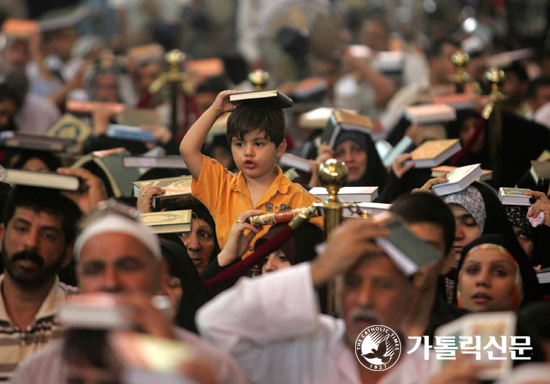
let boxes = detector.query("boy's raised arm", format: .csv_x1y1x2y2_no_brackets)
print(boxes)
180,90,239,179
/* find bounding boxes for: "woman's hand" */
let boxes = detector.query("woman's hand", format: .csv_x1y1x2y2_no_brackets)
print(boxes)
218,210,264,266
308,142,335,188
413,174,448,194
526,190,550,227
137,185,165,213
392,153,415,179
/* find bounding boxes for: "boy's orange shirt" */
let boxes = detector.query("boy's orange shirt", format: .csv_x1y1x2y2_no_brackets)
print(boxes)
192,155,323,256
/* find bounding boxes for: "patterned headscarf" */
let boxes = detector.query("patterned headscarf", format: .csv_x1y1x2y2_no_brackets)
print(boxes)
456,243,523,311
444,186,486,232
505,205,532,238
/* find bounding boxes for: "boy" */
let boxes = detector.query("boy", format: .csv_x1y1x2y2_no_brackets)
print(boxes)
180,90,321,254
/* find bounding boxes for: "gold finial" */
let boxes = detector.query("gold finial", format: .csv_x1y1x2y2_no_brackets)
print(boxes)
451,51,470,91
318,159,349,203
248,69,270,90
482,68,506,120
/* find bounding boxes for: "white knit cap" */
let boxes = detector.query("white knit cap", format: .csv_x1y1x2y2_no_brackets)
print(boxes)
74,213,162,260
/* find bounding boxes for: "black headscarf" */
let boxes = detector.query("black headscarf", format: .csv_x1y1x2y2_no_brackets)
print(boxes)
159,236,209,333
454,234,542,310
333,130,388,189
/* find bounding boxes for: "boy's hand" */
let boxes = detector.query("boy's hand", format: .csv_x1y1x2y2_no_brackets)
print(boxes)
218,209,263,266
211,90,241,115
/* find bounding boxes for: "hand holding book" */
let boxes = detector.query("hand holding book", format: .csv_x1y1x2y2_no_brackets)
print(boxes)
413,173,449,194
392,153,415,179
212,90,241,115
137,185,166,214
526,190,550,227
57,167,108,214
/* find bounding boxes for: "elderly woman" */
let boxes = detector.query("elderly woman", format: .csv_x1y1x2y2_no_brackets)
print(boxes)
454,234,542,313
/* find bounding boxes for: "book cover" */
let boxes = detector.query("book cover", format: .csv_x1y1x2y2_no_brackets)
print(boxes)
72,151,140,198
133,176,198,211
498,188,531,206
322,110,374,148
432,93,477,111
374,214,442,275
310,186,379,202
298,107,358,129
66,100,125,115
122,156,187,169
140,210,192,234
405,104,456,125
279,153,312,173
116,109,161,127
229,89,293,109
432,164,482,196
432,165,492,181
0,132,76,152
46,114,92,141
0,168,81,191
1,19,39,36
530,160,550,184
186,58,225,78
409,139,461,168
107,125,157,143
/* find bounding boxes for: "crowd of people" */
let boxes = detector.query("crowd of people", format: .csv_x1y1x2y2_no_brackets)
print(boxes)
0,1,549,383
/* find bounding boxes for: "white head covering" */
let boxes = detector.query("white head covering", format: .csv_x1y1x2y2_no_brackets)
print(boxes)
74,213,161,260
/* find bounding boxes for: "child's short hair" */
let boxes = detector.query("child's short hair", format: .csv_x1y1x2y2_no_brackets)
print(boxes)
226,104,286,146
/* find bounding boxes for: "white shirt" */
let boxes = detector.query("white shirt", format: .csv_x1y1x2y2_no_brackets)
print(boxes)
197,263,435,384
15,94,61,135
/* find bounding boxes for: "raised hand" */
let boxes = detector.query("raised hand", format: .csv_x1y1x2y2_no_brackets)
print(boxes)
211,90,241,115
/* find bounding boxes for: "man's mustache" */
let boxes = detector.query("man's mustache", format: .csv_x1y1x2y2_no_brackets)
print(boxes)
11,250,45,268
349,307,383,324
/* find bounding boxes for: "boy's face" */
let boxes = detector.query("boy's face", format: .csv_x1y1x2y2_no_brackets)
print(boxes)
231,129,286,180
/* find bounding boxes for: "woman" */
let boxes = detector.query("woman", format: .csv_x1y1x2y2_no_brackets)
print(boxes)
442,182,517,262
310,130,387,189
454,234,542,313
158,236,209,333
505,205,534,258
136,180,221,275
0,82,22,133
9,149,62,172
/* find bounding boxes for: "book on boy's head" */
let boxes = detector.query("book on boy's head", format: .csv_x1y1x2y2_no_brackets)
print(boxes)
46,114,92,141
0,168,82,191
432,165,492,181
133,176,198,211
186,58,225,78
107,125,157,143
498,188,532,206
435,312,517,381
373,212,442,276
530,160,550,185
309,186,379,203
432,93,478,111
66,100,126,115
0,131,77,152
405,104,456,125
344,202,392,218
116,108,161,127
322,110,378,148
140,210,192,234
1,19,39,37
71,149,140,198
123,156,187,169
407,139,461,168
432,164,482,196
229,89,293,109
279,153,312,173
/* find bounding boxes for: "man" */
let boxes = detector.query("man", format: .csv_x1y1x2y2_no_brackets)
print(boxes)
501,62,531,118
0,186,82,382
11,207,247,384
196,192,456,384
